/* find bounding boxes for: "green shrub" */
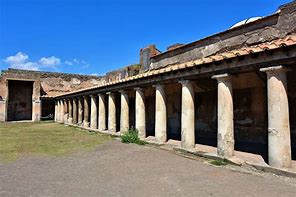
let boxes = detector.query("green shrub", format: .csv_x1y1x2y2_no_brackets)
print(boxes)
121,128,146,145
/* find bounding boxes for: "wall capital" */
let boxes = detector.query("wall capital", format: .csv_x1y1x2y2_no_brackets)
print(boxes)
212,73,232,83
260,65,291,74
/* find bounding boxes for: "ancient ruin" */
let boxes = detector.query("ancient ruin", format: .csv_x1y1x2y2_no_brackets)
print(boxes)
1,1,296,170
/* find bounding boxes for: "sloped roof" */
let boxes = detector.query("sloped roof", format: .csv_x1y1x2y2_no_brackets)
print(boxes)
55,34,296,98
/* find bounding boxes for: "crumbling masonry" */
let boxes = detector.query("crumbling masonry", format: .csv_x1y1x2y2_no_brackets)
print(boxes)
2,1,296,170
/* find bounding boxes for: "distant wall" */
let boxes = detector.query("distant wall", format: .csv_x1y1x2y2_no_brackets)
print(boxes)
150,2,296,70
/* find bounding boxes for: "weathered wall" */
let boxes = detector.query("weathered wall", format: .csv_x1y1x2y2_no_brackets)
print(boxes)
150,1,296,70
288,68,296,160
7,80,33,121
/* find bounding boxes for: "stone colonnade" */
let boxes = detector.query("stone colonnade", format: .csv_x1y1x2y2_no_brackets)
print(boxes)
55,66,293,168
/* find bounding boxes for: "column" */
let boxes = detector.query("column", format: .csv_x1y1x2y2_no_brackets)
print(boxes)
83,96,89,128
98,94,107,131
212,74,234,158
32,99,41,122
90,95,98,129
120,91,129,133
59,100,64,123
135,88,146,139
54,101,58,121
68,98,73,124
73,98,78,124
56,100,60,122
155,85,167,143
260,66,291,168
78,97,83,125
179,80,195,149
63,99,68,124
107,92,116,132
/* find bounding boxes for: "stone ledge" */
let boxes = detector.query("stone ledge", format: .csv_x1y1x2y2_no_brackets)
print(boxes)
57,122,296,178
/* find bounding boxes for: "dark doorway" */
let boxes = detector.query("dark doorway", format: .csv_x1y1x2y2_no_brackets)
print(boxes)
41,99,55,120
7,80,34,121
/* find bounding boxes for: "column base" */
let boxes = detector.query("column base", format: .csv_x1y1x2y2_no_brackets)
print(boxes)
68,118,73,124
83,121,89,128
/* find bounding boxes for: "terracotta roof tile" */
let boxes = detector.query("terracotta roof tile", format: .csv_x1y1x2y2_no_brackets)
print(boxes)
56,34,296,98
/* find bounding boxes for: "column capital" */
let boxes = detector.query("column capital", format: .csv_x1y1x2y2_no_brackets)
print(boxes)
134,87,143,91
106,92,114,95
97,93,105,97
178,80,192,86
212,73,232,81
260,65,291,74
83,95,88,99
119,90,128,94
152,84,165,89
90,94,96,99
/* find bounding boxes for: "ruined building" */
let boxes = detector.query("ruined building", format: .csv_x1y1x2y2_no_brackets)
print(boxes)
1,1,296,170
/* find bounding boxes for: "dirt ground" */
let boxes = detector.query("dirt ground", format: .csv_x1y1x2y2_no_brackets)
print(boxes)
0,140,296,197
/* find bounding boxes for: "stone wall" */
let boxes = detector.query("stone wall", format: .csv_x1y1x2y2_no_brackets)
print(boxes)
149,1,296,70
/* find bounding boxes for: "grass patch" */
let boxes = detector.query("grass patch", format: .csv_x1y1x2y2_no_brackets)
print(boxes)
0,122,111,163
120,128,146,145
209,160,227,166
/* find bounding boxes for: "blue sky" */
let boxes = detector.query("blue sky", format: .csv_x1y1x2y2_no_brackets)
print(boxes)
0,0,292,76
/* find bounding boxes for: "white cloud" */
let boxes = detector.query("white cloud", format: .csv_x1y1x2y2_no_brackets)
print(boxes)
4,52,61,71
64,60,73,65
3,52,90,72
5,52,29,65
4,52,39,70
39,56,61,67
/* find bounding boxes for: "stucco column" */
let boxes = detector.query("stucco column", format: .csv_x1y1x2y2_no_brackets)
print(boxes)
120,91,129,133
107,92,116,132
32,100,41,122
63,99,68,123
72,98,78,124
78,97,83,125
154,85,167,143
83,96,89,128
90,95,98,129
260,66,291,168
98,94,107,131
212,74,234,158
68,98,73,124
135,88,146,139
179,80,195,149
59,100,64,123
56,100,61,122
32,81,41,122
54,100,58,121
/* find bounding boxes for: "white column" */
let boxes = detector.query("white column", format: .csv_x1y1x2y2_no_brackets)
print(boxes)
59,100,64,123
54,101,58,121
78,97,83,125
212,73,234,158
155,85,167,143
63,99,68,124
135,88,146,139
73,98,78,124
90,95,98,129
83,96,89,128
57,100,60,122
179,80,195,149
260,66,291,168
68,98,73,124
98,94,107,131
107,92,116,132
120,91,129,133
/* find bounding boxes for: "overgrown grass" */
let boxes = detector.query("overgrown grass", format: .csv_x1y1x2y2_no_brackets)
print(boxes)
209,160,227,166
0,122,111,163
120,128,146,145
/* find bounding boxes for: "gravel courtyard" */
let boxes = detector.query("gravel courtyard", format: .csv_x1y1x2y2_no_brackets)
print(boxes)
1,139,296,197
